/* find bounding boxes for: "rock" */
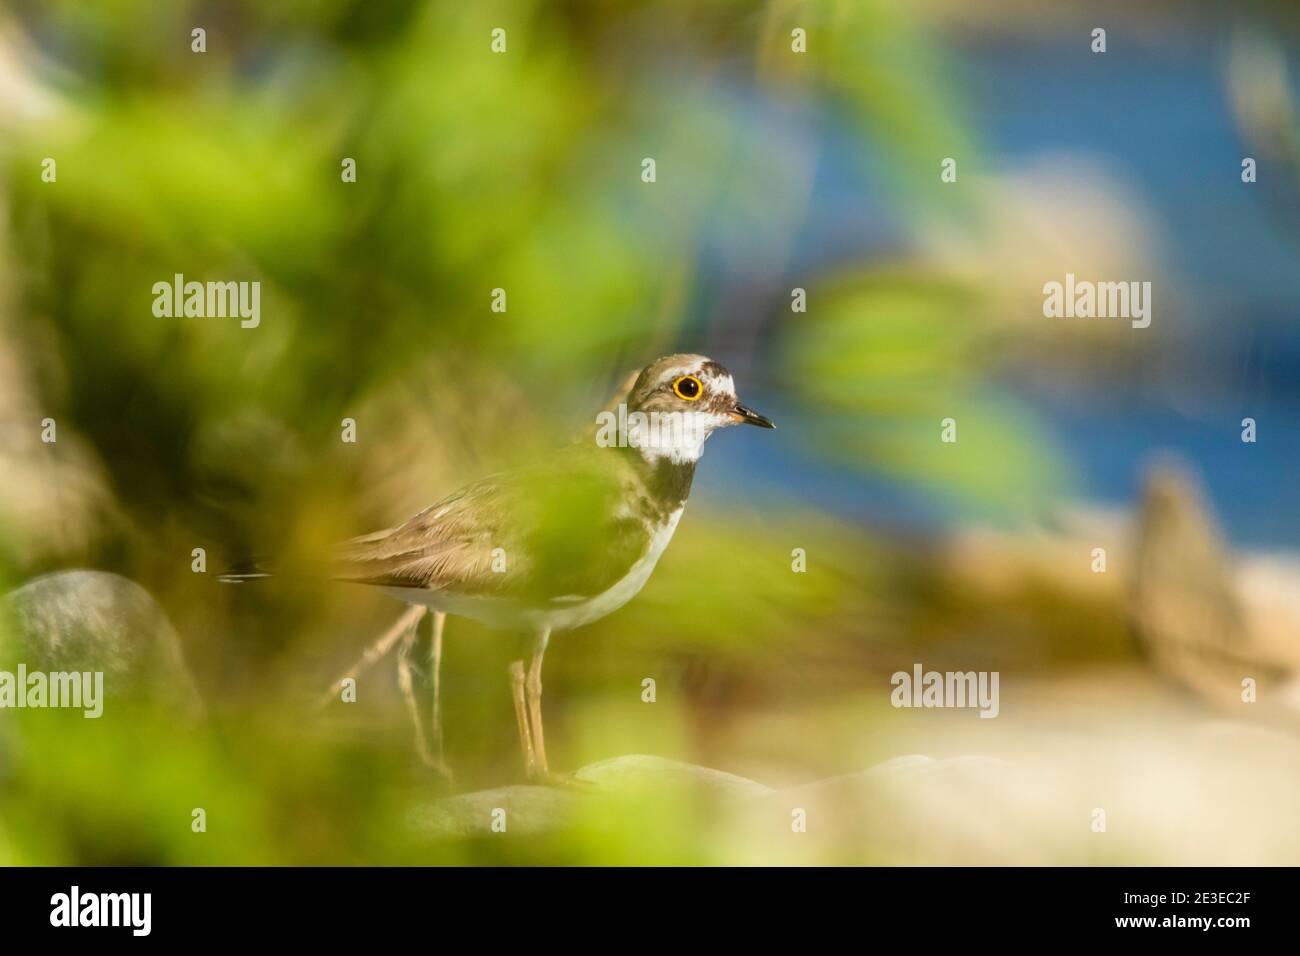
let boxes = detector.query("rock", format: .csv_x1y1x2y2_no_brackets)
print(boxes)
405,752,1036,855
768,755,1025,864
573,754,773,798
407,739,1300,863
408,785,583,839
1133,463,1300,718
779,753,1006,802
407,751,1028,856
0,569,201,714
408,754,772,839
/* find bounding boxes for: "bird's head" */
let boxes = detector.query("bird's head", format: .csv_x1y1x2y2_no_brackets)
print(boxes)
603,354,773,463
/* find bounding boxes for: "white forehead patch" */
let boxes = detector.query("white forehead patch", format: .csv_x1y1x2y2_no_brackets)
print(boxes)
706,372,736,396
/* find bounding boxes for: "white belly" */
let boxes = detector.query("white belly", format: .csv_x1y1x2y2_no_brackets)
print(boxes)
382,507,685,634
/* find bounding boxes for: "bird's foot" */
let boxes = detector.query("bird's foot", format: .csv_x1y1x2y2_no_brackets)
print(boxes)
415,749,455,786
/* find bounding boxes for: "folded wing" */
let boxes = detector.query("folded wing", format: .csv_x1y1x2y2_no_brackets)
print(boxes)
332,451,650,604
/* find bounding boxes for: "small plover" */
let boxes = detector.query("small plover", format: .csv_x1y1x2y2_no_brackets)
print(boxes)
226,354,773,782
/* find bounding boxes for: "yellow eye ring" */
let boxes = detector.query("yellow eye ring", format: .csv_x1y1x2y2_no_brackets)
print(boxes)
672,375,703,401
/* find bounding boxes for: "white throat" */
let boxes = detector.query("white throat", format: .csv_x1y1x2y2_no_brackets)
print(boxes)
636,433,707,465
627,409,726,465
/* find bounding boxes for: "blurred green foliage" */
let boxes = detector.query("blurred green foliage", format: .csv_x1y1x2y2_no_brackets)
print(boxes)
0,0,1091,864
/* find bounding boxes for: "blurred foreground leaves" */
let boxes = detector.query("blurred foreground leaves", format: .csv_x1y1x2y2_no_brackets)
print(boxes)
0,0,1091,864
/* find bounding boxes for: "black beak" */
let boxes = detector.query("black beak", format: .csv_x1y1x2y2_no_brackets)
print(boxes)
731,402,776,429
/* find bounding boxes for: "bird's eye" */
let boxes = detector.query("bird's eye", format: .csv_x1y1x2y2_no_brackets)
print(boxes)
672,375,703,401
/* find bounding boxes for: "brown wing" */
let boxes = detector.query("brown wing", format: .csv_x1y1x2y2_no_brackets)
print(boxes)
333,477,517,594
333,448,652,603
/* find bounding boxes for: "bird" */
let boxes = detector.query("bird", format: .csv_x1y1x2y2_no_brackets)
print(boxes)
224,354,774,784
